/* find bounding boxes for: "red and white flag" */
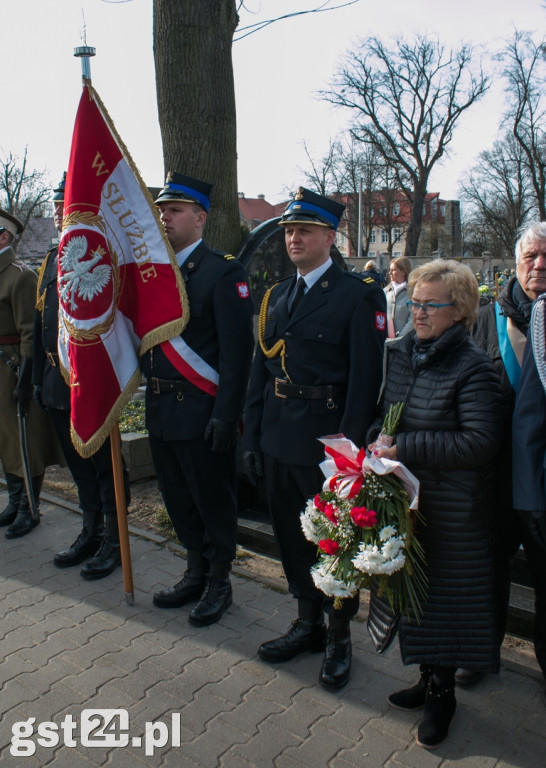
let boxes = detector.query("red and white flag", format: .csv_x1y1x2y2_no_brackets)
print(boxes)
58,84,189,457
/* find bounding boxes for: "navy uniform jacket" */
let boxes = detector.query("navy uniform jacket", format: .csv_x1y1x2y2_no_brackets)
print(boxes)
140,240,254,441
33,248,71,409
243,262,387,466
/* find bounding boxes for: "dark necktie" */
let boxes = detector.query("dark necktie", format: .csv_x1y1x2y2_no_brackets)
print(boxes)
289,276,306,317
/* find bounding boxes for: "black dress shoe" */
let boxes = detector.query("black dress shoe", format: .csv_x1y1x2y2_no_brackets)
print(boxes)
80,538,121,580
5,510,39,539
319,631,352,689
258,619,326,662
54,529,103,568
188,577,232,626
153,572,205,608
454,668,484,687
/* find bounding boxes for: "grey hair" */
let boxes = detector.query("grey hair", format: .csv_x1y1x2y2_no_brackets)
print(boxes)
515,222,546,264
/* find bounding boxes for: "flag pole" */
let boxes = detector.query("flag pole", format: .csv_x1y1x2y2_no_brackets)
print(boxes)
110,424,135,604
73,43,135,604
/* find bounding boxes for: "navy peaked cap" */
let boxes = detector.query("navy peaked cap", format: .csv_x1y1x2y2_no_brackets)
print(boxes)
155,171,212,211
279,187,345,230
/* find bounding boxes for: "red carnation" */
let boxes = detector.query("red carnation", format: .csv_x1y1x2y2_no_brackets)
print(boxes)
319,539,340,555
314,493,325,511
323,503,338,525
350,506,377,528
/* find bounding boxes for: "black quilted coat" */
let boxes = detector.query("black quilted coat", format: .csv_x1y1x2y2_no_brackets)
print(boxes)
370,323,504,672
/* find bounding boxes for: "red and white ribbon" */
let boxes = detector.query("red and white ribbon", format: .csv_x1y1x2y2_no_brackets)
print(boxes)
318,434,420,509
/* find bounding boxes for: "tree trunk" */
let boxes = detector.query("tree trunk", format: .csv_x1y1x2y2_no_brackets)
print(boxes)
405,187,426,258
153,1,240,252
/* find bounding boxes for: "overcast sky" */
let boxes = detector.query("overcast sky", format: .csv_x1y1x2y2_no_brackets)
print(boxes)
1,0,544,207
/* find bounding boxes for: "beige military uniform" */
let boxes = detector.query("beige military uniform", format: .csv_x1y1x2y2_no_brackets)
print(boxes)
0,247,64,475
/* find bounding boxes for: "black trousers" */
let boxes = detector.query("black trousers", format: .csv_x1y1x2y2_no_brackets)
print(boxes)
47,407,129,516
263,454,359,621
148,433,238,566
520,521,546,679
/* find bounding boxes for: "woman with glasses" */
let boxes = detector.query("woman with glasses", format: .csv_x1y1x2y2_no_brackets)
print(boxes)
384,256,413,338
368,259,504,749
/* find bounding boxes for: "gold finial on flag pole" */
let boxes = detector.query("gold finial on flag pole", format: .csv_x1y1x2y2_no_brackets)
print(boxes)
74,45,96,85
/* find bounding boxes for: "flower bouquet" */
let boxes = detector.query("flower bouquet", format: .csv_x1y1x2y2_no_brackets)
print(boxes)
300,405,426,616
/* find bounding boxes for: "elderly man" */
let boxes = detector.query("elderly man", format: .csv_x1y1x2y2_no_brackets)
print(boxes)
512,222,546,705
0,209,63,538
243,187,386,689
455,223,546,688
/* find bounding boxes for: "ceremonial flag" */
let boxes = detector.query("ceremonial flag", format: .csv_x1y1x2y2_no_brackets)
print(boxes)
58,84,189,457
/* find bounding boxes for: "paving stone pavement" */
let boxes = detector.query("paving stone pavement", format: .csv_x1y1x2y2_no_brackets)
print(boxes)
0,492,545,767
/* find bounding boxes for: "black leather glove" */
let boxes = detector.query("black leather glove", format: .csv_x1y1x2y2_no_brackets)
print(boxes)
13,357,34,414
204,418,237,453
33,384,46,410
242,450,264,486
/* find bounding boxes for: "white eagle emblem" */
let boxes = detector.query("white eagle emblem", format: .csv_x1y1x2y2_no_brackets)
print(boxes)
59,235,112,311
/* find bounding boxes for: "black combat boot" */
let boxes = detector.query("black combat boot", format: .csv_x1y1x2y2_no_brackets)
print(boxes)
80,515,121,580
188,562,232,626
319,618,352,690
0,473,24,526
388,665,433,710
258,600,326,662
53,509,104,568
5,475,43,539
153,550,207,608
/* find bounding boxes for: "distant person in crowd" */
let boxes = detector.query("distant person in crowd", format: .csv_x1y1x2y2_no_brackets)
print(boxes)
243,187,386,690
362,259,386,286
0,209,64,539
33,175,130,579
384,256,413,338
511,222,546,706
141,172,254,627
369,259,503,749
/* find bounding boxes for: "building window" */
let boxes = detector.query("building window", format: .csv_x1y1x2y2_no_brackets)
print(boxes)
393,251,402,258
393,202,400,215
370,229,376,244
381,229,388,243
393,227,402,241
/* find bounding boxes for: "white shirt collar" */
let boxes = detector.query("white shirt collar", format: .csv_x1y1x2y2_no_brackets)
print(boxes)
176,238,202,268
297,257,333,291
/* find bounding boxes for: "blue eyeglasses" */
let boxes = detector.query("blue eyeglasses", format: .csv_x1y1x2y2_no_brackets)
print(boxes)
406,301,455,315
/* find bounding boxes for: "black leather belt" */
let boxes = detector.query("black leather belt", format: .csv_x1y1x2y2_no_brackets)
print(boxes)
272,377,346,402
148,376,192,395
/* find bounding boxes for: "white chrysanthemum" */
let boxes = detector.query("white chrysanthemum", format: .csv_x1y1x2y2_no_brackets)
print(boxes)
379,525,397,542
311,563,358,598
377,552,406,575
300,509,321,544
352,544,386,574
381,536,405,560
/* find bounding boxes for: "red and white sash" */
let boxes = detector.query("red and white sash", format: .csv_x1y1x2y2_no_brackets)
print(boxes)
160,336,219,397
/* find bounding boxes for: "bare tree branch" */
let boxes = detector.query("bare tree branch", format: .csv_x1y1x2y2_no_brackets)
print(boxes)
322,34,489,256
233,0,359,42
